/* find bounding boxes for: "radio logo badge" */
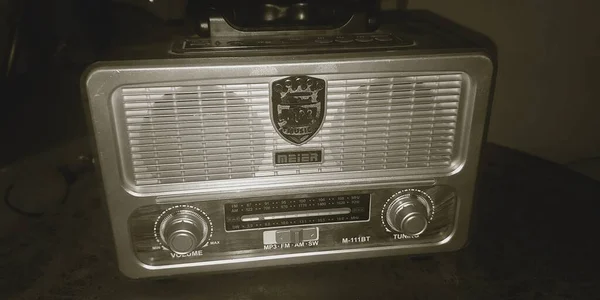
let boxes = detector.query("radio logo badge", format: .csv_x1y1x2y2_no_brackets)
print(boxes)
271,76,326,145
273,150,323,165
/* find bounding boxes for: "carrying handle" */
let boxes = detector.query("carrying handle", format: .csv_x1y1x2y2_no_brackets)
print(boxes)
190,1,381,38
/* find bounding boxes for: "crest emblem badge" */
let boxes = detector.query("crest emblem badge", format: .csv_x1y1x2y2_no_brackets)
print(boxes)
271,76,326,145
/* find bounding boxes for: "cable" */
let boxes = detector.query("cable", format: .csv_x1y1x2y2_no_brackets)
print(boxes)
3,158,92,218
4,184,45,218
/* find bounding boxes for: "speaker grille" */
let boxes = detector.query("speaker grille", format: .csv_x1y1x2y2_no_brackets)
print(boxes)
119,73,463,187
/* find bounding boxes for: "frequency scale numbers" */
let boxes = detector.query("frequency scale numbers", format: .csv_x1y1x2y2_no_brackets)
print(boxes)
224,194,371,231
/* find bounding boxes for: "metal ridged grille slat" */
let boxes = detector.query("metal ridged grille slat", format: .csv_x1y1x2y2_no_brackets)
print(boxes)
118,74,464,187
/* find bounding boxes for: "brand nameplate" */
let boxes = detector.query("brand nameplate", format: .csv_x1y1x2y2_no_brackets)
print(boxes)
273,150,323,165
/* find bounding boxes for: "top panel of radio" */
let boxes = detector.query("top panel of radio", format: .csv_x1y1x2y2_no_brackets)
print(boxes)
170,33,414,54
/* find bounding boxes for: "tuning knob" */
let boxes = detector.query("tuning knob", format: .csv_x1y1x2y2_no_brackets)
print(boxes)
157,207,211,255
385,191,432,236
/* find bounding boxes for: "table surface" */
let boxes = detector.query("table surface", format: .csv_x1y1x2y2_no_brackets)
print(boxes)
2,143,599,300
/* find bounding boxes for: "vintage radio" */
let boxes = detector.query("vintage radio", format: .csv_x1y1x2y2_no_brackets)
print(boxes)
83,0,495,278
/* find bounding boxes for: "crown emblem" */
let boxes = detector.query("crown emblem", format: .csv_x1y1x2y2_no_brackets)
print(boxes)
273,77,325,104
271,76,326,146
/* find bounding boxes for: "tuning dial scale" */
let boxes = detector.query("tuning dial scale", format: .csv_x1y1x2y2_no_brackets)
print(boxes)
382,189,435,236
154,205,213,255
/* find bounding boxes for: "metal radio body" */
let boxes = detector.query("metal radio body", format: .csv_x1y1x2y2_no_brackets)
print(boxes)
83,10,495,278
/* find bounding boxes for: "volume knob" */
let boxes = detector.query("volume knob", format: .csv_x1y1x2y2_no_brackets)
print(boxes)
158,208,210,255
385,191,432,236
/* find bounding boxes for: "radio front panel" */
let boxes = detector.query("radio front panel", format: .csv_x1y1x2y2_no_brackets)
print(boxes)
84,13,495,277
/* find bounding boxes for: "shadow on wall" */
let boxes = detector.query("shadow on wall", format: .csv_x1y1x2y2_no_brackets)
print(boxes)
0,0,182,167
1,0,10,76
0,0,116,166
409,0,600,164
